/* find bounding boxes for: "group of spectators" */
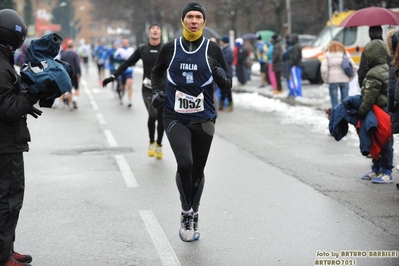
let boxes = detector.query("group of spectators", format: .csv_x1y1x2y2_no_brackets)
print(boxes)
325,25,399,186
227,33,304,99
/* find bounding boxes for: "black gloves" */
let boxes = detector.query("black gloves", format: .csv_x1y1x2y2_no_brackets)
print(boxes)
28,106,42,119
152,90,166,109
102,75,115,87
212,66,227,86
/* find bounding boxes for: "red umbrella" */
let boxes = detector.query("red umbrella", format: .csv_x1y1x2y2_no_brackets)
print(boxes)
340,6,399,27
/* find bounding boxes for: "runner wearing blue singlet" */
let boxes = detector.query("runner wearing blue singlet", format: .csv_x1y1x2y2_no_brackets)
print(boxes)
93,40,107,85
105,40,121,96
113,38,134,107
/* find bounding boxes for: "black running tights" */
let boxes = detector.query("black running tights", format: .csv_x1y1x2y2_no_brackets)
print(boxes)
164,116,215,212
142,87,164,145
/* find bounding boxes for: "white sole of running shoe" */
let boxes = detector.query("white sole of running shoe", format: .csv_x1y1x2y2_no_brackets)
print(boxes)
371,179,393,184
179,230,195,242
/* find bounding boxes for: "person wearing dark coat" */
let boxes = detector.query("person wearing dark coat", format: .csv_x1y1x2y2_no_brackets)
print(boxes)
287,33,303,98
386,29,399,189
282,35,293,95
0,9,47,265
219,35,234,111
358,39,392,184
271,34,283,94
358,26,391,87
386,29,399,134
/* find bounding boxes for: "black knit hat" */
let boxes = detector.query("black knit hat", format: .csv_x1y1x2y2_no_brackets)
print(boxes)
149,23,161,31
181,2,206,20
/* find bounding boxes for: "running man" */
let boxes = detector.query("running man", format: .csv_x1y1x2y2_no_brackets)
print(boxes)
77,39,91,75
113,38,134,107
60,39,81,110
103,24,165,158
151,2,232,242
93,40,107,85
105,40,121,95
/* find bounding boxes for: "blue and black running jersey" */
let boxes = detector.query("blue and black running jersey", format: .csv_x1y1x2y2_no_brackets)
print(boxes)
164,37,216,122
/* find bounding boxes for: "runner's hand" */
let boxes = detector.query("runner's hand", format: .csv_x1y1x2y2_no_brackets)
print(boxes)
152,90,166,109
102,75,115,87
212,66,227,86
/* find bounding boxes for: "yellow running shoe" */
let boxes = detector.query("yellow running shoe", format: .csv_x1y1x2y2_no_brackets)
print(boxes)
156,144,163,159
148,142,156,157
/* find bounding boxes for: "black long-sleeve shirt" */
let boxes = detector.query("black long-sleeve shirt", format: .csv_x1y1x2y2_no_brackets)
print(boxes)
151,36,232,92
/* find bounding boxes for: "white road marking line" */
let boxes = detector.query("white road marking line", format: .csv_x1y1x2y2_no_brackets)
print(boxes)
96,113,107,125
114,155,138,188
84,86,99,110
139,210,181,266
103,129,118,147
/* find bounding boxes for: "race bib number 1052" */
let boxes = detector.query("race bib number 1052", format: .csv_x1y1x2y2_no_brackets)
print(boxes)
174,90,204,113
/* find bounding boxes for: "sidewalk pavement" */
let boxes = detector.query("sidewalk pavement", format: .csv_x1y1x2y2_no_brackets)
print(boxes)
231,76,332,111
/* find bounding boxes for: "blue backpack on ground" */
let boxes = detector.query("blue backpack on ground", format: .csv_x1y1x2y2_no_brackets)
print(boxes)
20,33,73,107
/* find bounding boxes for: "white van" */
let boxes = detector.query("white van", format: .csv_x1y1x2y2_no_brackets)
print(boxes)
301,22,369,83
301,9,399,84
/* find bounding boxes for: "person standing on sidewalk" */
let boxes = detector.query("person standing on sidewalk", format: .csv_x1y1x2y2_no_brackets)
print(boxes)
287,33,303,98
266,37,277,91
219,35,234,111
358,26,384,87
358,39,392,184
282,35,294,97
151,2,232,242
233,38,248,85
271,34,283,94
385,29,399,187
103,24,165,159
255,35,268,88
320,41,357,110
0,9,46,266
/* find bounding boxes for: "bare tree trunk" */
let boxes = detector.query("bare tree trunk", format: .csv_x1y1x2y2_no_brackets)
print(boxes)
271,0,285,36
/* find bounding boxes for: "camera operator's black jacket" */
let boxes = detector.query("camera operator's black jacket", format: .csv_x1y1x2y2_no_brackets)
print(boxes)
0,45,39,153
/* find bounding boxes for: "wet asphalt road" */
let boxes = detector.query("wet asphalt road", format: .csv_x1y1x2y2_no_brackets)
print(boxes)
13,62,399,266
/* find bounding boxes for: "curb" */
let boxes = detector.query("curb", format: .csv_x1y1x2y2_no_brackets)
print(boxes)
231,84,330,111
